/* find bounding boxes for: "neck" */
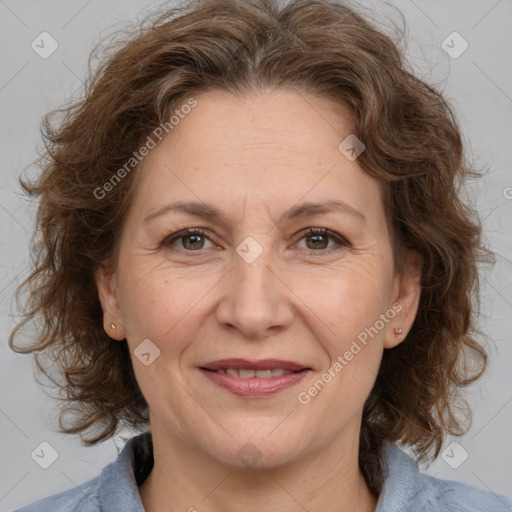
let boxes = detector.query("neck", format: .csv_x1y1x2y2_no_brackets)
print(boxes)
139,419,379,512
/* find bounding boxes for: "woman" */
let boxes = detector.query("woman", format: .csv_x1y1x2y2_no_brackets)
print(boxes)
9,0,512,510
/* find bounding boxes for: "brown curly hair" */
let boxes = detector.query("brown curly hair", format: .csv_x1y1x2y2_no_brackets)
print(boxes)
9,0,494,493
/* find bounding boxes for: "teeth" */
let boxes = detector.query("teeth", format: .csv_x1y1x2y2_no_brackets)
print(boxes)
216,368,294,378
239,369,256,378
255,369,272,378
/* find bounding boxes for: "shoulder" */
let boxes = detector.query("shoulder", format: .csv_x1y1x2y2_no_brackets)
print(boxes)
12,433,152,512
417,473,512,511
12,477,101,512
378,441,512,512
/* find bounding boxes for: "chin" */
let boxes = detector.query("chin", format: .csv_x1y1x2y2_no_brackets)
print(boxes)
200,428,311,470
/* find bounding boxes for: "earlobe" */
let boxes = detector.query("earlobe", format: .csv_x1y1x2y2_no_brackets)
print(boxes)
94,264,126,340
384,250,423,349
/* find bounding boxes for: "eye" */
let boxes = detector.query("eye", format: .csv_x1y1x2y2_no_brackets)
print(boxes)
160,227,349,254
296,227,349,253
161,228,215,251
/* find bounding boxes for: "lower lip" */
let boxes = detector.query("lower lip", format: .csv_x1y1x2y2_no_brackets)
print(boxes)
199,369,310,397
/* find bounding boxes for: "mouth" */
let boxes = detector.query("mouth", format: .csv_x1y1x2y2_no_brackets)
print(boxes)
198,358,311,397
203,368,300,378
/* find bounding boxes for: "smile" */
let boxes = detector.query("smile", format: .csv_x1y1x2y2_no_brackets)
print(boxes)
210,368,295,378
198,358,311,397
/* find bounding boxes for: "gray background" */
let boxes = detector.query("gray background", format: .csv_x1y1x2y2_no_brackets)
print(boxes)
1,0,511,510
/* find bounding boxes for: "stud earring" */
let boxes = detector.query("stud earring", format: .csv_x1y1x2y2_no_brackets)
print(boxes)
394,327,403,335
110,323,117,330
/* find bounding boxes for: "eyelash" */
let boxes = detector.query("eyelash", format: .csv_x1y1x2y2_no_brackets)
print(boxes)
161,227,349,255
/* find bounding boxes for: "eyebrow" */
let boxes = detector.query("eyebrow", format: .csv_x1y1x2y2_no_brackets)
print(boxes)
143,199,366,224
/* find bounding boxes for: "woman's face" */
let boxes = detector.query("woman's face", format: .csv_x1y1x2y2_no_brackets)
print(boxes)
97,89,421,468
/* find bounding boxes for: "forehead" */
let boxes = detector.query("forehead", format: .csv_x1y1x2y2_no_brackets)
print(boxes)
130,89,383,223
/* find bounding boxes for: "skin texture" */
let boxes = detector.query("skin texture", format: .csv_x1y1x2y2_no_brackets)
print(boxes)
96,89,422,512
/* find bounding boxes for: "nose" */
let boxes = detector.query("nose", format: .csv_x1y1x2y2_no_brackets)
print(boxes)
215,243,294,339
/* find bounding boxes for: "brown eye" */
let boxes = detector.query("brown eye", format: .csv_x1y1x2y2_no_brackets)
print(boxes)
162,229,213,251
305,232,329,250
298,228,348,253
181,232,205,250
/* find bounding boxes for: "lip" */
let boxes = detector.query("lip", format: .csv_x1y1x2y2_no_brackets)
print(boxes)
200,358,309,372
198,359,311,398
199,368,310,397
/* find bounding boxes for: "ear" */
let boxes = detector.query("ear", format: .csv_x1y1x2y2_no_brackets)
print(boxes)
94,264,127,340
384,249,423,349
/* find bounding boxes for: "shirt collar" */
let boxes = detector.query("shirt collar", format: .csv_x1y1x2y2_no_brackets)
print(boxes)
376,440,436,511
97,432,427,511
98,432,153,512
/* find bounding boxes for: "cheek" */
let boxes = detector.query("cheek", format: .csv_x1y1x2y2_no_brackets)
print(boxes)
295,270,388,414
290,260,392,341
118,260,216,346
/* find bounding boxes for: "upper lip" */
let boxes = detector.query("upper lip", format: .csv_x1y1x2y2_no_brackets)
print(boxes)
200,358,310,371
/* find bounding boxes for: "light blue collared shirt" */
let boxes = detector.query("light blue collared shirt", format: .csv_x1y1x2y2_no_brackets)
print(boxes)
13,432,512,511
